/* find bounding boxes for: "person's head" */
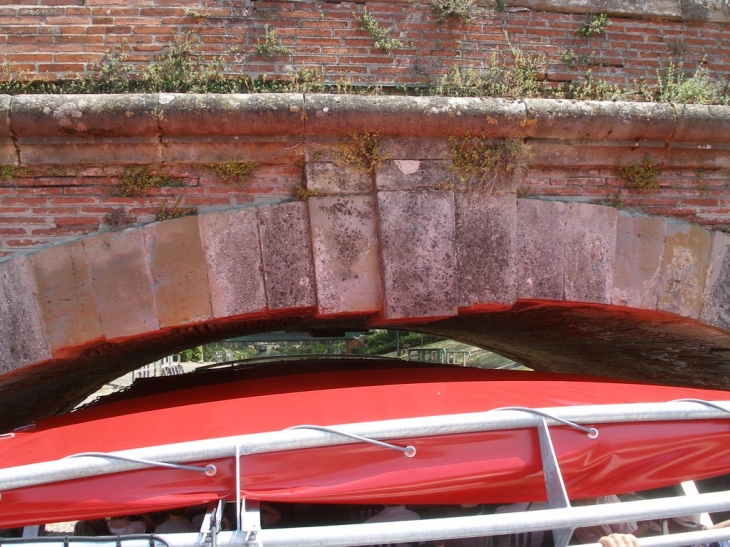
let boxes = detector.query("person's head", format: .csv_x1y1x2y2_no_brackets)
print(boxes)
74,519,110,536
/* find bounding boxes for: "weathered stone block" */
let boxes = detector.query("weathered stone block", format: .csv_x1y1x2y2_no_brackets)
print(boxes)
524,99,675,142
517,199,567,300
258,201,316,311
377,160,453,191
0,95,15,166
506,0,724,21
306,162,372,194
143,215,213,328
376,190,457,320
198,208,267,319
456,192,519,307
0,256,50,374
657,220,712,318
161,137,302,165
305,95,526,138
11,94,159,164
700,230,730,330
528,142,666,169
158,93,305,137
29,240,104,357
83,229,159,340
309,195,382,315
673,104,730,144
380,138,451,161
159,94,304,164
564,202,618,304
658,145,730,170
612,212,665,310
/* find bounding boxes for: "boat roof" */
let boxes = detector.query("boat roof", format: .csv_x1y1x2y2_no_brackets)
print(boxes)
2,358,730,530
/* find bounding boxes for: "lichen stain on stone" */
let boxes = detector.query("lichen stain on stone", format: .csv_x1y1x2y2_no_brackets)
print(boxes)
662,246,703,313
333,227,368,274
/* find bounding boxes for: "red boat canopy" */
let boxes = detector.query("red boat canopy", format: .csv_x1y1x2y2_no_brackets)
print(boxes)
1,361,729,528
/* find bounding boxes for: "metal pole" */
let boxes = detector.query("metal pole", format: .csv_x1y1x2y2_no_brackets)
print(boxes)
6,494,730,547
2,401,729,491
253,492,730,547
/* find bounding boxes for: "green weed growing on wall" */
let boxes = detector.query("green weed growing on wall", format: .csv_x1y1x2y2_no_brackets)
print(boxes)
140,34,228,93
578,13,610,38
294,183,321,201
434,40,545,98
115,166,176,197
449,134,529,193
561,49,604,69
356,8,402,53
657,60,728,105
0,165,34,180
430,0,475,23
206,161,259,186
156,198,198,221
103,208,133,228
0,27,729,106
254,25,293,58
62,42,135,94
0,63,38,95
184,10,209,18
335,129,387,174
618,155,662,190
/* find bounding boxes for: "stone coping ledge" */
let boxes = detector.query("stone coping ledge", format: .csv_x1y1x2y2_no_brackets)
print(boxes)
290,0,730,24
2,94,730,166
504,0,730,24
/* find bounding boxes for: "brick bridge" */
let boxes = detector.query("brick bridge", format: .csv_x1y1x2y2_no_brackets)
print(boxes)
1,0,730,431
0,93,729,432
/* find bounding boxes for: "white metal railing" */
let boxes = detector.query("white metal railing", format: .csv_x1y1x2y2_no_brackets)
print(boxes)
406,348,471,365
133,355,183,379
5,496,730,547
2,400,730,547
2,400,729,492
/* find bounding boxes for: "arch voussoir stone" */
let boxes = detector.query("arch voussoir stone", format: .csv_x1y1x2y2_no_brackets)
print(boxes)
257,201,317,312
657,220,713,318
564,202,618,304
0,255,50,374
28,240,104,358
455,192,519,308
376,189,457,322
309,195,382,316
701,231,730,329
142,215,213,327
83,228,160,341
517,199,568,300
611,212,666,310
198,207,267,318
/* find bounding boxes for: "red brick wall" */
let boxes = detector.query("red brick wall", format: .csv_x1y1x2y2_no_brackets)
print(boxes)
1,0,729,257
0,162,303,257
526,166,730,225
2,0,729,87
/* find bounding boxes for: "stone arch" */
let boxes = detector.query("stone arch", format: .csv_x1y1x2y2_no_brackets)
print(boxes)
0,196,729,431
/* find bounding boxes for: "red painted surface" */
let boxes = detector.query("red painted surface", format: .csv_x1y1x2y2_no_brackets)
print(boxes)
1,363,729,528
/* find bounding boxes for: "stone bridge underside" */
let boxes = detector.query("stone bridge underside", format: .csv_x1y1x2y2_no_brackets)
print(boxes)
0,95,729,432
